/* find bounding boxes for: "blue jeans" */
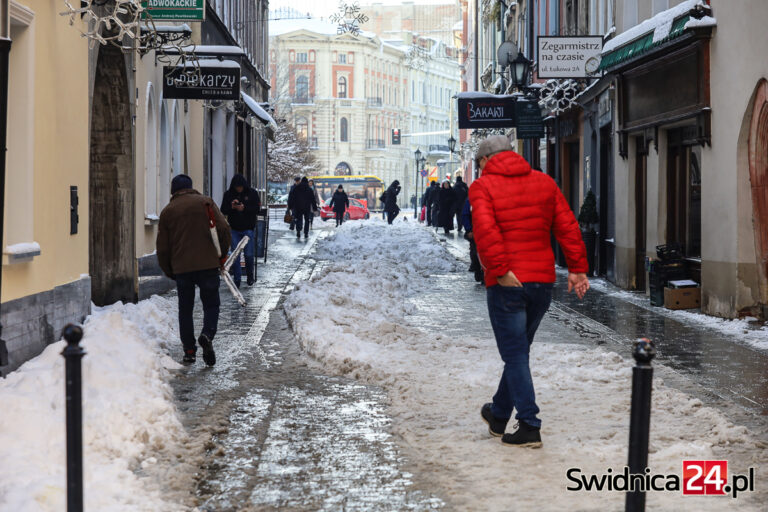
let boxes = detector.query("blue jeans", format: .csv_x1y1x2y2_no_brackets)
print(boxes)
230,229,255,285
175,269,221,352
486,283,553,428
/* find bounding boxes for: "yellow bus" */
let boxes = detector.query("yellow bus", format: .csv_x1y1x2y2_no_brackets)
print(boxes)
311,175,385,211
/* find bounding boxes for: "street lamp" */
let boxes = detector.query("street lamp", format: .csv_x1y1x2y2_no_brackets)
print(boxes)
448,135,456,153
510,52,532,89
414,148,422,218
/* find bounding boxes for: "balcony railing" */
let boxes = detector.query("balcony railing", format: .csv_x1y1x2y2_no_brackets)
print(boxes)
292,95,314,104
366,139,386,149
366,97,383,107
428,144,450,154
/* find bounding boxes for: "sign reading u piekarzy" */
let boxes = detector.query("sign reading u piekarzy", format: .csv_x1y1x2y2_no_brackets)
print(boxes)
142,0,205,22
457,96,517,129
163,64,241,100
537,36,603,79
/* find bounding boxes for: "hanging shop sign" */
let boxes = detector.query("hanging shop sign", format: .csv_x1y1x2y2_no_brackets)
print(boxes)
514,100,545,139
142,0,205,22
537,36,603,79
162,62,240,100
457,95,517,129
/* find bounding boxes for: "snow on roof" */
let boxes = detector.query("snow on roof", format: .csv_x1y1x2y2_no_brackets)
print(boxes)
455,91,516,100
241,91,278,131
181,59,241,69
164,44,245,56
684,15,717,29
145,23,192,33
602,0,705,54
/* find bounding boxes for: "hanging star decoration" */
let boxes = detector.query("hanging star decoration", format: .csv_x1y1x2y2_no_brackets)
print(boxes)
60,0,144,50
539,79,582,114
330,2,369,36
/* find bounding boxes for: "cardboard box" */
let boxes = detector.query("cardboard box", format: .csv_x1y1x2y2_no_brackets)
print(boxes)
664,287,701,310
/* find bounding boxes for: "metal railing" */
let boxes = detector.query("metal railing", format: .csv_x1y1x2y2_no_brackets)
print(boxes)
366,97,383,107
292,95,314,104
366,139,385,149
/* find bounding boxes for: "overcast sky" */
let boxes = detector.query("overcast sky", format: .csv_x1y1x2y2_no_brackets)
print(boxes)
270,0,455,20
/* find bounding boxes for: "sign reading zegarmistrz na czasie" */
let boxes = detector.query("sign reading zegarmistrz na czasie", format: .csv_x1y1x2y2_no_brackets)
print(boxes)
141,0,205,22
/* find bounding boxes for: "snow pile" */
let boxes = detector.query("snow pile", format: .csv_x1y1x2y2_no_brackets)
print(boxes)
0,297,187,512
287,221,766,511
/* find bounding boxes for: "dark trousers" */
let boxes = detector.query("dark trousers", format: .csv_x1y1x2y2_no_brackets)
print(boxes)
387,210,399,224
469,238,481,270
335,210,345,226
230,229,254,286
175,269,221,352
486,283,553,428
295,210,313,236
455,210,464,231
426,206,432,226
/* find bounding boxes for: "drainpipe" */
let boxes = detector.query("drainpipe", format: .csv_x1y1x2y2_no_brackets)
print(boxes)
0,0,11,371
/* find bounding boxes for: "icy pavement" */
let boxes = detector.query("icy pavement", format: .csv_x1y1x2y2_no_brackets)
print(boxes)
286,219,768,511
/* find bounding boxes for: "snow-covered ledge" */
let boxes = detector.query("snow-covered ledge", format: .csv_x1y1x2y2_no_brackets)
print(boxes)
3,241,41,265
144,213,159,226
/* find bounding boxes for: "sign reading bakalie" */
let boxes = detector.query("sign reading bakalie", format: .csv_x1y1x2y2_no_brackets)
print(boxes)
457,96,516,129
163,65,240,100
537,36,603,79
142,0,205,22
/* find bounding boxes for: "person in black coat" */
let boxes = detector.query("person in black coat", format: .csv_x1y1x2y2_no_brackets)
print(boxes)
287,177,318,239
423,181,438,226
329,185,350,227
384,180,401,224
221,174,261,287
437,180,456,235
453,175,469,233
430,181,442,231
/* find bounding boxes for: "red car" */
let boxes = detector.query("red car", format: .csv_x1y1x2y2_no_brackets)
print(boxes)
320,197,371,221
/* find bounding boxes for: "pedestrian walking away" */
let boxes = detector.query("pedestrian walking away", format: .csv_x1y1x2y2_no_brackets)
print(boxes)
469,135,589,448
288,176,300,230
453,175,469,233
157,174,232,366
329,185,350,227
221,174,260,288
384,180,401,224
429,181,441,231
287,176,318,239
437,180,456,235
462,199,484,283
423,181,437,226
308,179,321,229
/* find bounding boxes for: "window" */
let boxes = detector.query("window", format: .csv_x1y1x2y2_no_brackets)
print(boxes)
296,75,309,101
623,0,638,31
652,0,668,15
338,76,347,98
339,53,347,64
297,52,308,63
296,117,308,140
340,118,349,142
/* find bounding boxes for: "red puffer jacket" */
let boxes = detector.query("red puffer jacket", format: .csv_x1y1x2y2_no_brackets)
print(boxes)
468,151,588,287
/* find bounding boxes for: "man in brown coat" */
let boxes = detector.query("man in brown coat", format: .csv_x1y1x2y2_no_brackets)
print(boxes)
157,174,231,366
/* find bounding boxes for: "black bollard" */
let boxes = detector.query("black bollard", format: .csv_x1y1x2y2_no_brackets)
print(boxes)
625,338,656,512
61,324,85,512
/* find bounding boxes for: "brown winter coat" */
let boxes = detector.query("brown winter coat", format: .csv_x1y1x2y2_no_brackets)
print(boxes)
156,189,232,278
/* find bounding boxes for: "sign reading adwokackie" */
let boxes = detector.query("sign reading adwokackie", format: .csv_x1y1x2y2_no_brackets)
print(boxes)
538,36,603,79
163,65,240,100
458,96,516,129
142,0,205,22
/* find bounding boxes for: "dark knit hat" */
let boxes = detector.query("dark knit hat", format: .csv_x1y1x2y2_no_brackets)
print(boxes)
171,174,193,194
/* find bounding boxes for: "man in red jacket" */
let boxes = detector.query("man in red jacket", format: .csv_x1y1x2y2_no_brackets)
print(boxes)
469,135,589,448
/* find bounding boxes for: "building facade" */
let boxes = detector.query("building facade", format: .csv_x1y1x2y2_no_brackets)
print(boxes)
270,19,461,206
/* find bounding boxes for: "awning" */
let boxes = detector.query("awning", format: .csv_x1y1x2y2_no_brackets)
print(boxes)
598,0,715,72
240,91,278,132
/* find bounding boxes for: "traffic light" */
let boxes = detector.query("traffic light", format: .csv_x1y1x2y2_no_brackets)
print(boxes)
392,128,401,145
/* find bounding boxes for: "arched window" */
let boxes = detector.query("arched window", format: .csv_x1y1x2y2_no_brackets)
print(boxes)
340,117,349,142
296,75,309,102
295,117,308,140
338,76,347,98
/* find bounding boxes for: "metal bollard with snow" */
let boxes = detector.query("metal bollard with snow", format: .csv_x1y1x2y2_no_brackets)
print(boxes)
62,323,85,512
625,337,656,512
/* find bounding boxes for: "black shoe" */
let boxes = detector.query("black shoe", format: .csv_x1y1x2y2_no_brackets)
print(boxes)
501,421,542,448
247,276,255,286
481,403,508,437
474,271,484,283
182,349,196,364
198,334,216,367
468,264,478,272
296,232,301,239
